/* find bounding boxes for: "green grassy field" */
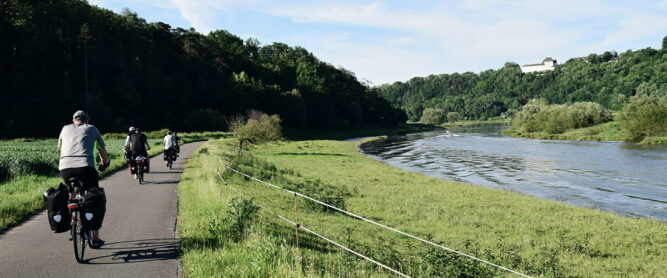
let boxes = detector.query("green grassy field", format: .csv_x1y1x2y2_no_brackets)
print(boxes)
0,131,229,231
178,137,667,277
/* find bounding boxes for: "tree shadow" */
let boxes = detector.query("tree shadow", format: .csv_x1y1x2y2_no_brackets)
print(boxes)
83,238,179,264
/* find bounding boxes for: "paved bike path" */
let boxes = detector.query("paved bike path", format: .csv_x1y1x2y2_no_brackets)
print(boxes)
0,141,204,278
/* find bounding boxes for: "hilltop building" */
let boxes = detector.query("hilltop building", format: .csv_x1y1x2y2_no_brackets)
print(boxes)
521,57,557,73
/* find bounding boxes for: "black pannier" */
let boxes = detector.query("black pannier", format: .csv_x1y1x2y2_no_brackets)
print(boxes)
81,187,106,230
43,184,71,233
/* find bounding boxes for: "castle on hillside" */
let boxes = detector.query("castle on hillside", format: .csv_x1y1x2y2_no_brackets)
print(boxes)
521,57,557,73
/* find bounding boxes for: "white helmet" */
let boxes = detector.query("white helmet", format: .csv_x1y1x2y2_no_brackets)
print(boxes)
129,126,136,132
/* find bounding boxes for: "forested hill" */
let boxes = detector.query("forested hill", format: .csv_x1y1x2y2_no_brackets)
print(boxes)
380,38,667,121
0,0,405,139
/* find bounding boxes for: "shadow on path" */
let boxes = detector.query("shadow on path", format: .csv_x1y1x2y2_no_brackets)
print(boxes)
83,238,179,265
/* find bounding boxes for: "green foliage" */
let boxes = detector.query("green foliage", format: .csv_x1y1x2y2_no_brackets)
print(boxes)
184,109,227,132
0,1,403,139
230,110,283,147
380,42,666,129
447,111,462,122
618,83,667,141
223,150,351,212
207,197,261,242
512,100,612,134
419,108,446,125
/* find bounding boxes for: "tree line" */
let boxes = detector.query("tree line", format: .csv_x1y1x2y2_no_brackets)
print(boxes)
0,0,405,139
379,37,667,123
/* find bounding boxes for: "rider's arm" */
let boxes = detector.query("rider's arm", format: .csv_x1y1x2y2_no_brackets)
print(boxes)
98,147,110,165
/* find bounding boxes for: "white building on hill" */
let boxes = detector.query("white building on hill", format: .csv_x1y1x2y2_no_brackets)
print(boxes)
521,57,557,73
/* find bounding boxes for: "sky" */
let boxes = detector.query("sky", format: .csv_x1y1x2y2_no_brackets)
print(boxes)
88,0,667,85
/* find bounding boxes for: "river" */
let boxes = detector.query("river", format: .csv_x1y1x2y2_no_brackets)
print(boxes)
358,124,667,221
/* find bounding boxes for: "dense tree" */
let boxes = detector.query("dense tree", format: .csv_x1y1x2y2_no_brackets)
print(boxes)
0,0,405,138
379,42,666,123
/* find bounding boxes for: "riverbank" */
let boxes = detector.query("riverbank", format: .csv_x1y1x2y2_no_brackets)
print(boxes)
502,121,666,144
178,136,666,277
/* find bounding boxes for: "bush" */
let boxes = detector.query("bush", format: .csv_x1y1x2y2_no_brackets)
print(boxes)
512,100,612,134
619,83,667,141
230,110,282,148
420,108,446,125
447,112,461,122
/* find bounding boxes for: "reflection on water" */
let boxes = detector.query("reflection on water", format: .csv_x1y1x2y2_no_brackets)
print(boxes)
360,124,667,221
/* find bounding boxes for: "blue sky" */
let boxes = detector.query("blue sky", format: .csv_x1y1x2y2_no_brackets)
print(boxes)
88,0,667,85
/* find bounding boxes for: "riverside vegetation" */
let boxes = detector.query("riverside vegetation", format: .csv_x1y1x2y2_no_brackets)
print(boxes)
0,131,228,231
383,37,667,143
177,116,666,277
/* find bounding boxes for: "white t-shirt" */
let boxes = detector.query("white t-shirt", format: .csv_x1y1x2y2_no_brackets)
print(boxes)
164,134,176,150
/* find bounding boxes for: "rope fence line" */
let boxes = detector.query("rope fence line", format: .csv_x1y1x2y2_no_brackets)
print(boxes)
215,168,410,278
277,215,411,278
218,157,533,278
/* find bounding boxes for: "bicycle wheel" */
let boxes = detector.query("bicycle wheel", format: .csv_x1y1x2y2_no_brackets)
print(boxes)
72,213,85,263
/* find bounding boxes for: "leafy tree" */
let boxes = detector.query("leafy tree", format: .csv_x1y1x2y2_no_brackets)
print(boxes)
0,0,404,138
618,83,667,141
230,110,283,149
447,112,461,122
420,108,446,125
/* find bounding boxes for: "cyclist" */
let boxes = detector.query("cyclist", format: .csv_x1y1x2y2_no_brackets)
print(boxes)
125,127,150,178
58,110,109,248
163,131,177,165
123,127,135,163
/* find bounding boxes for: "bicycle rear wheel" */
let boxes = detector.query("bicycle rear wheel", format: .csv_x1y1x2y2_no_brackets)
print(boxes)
72,214,86,262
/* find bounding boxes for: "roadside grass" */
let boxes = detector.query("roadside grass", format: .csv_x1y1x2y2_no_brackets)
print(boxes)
0,131,231,232
503,121,665,144
179,138,667,277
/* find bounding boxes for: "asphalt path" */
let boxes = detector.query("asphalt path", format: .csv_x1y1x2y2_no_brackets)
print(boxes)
0,141,204,278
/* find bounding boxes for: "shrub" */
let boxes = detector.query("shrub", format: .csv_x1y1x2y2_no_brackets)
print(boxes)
619,83,667,141
512,100,612,134
420,108,446,125
230,110,283,149
447,111,462,122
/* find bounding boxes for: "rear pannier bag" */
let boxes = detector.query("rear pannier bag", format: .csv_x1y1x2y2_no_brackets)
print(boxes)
81,187,106,230
43,184,71,233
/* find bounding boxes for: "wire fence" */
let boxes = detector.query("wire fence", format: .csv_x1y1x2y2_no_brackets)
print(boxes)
218,157,533,278
215,170,410,277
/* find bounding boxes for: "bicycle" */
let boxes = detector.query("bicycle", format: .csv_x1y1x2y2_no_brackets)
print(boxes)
135,155,147,184
66,178,92,263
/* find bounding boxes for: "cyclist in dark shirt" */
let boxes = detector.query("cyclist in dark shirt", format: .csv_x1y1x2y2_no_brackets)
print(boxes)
129,128,150,158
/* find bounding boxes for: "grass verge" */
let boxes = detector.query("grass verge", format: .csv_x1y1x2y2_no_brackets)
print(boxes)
179,137,666,277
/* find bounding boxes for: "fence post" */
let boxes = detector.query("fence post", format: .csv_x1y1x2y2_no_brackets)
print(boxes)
294,192,300,258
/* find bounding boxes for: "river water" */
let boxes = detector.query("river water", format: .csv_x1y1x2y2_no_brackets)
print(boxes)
358,124,667,221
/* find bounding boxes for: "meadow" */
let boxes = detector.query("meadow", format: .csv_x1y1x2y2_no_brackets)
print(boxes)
178,137,667,277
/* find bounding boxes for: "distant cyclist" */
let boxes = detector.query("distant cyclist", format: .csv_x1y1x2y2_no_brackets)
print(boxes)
123,127,135,163
163,131,177,165
125,127,151,176
58,110,109,248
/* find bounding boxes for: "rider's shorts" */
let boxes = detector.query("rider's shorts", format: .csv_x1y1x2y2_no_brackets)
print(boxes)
60,166,99,192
